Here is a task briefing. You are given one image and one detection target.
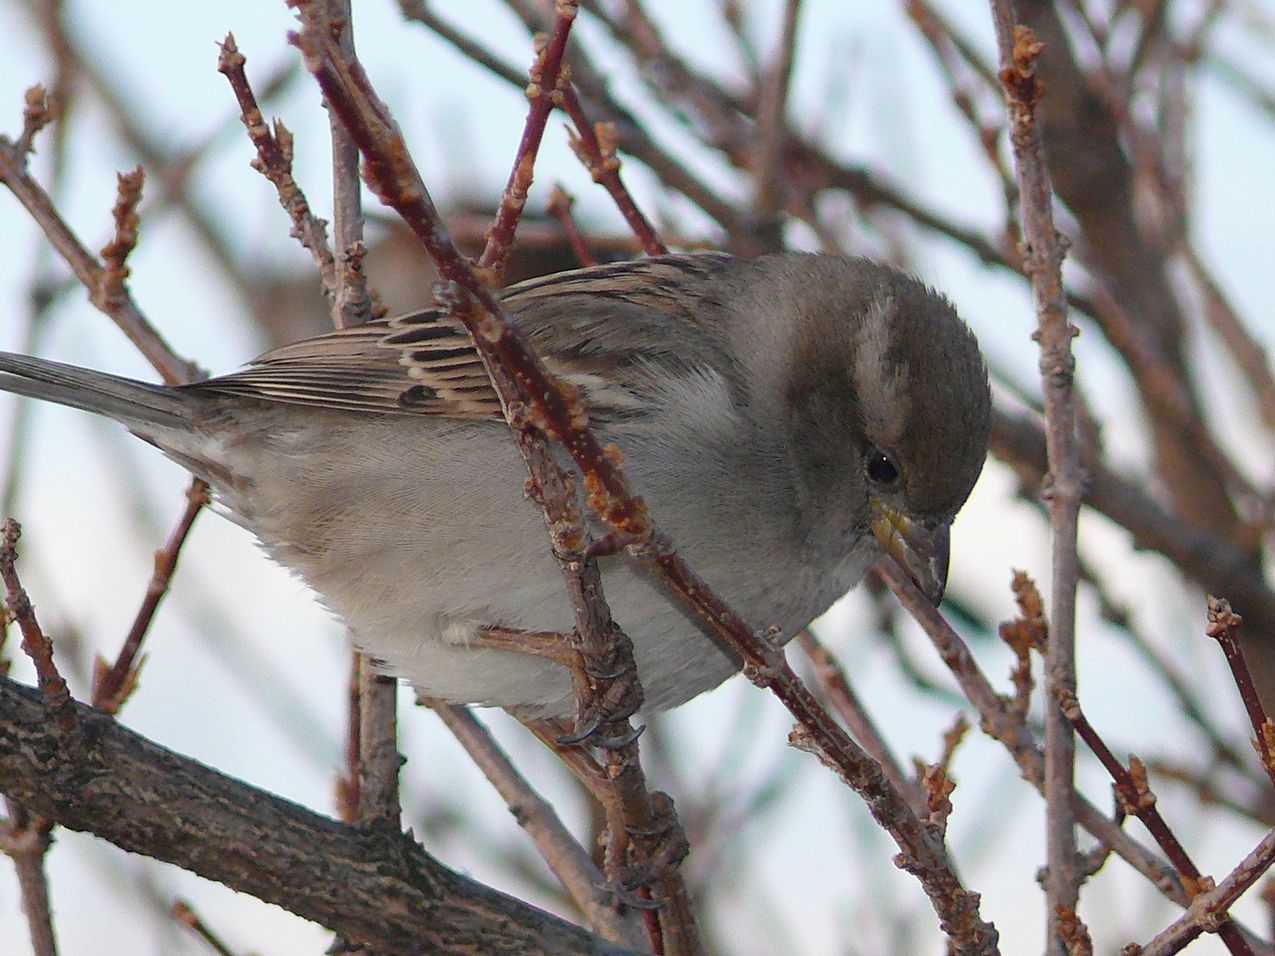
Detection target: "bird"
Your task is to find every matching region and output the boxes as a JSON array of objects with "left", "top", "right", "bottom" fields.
[{"left": 0, "top": 252, "right": 991, "bottom": 717}]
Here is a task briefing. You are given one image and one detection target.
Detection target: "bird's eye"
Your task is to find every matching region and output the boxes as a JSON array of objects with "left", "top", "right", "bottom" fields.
[{"left": 867, "top": 450, "right": 899, "bottom": 485}]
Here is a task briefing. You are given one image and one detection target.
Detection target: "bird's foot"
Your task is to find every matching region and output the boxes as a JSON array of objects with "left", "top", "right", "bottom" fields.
[
  {"left": 471, "top": 625, "right": 579, "bottom": 668},
  {"left": 476, "top": 625, "right": 643, "bottom": 747},
  {"left": 615, "top": 792, "right": 689, "bottom": 903}
]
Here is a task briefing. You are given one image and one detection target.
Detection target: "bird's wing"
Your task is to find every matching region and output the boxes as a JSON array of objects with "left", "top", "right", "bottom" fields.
[{"left": 193, "top": 254, "right": 742, "bottom": 423}]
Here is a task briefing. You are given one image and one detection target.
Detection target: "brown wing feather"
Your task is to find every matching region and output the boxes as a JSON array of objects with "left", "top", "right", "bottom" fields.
[{"left": 193, "top": 253, "right": 739, "bottom": 421}]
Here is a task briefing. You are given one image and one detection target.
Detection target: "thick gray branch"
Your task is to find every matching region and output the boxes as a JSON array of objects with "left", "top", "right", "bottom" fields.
[{"left": 0, "top": 677, "right": 635, "bottom": 956}]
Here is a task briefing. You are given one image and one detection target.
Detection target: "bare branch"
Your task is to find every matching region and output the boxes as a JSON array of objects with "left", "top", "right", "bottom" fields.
[
  {"left": 430, "top": 702, "right": 650, "bottom": 951},
  {"left": 91, "top": 479, "right": 208, "bottom": 714},
  {"left": 988, "top": 14, "right": 1083, "bottom": 945},
  {"left": 479, "top": 0, "right": 580, "bottom": 277},
  {"left": 0, "top": 676, "right": 639, "bottom": 955},
  {"left": 0, "top": 107, "right": 200, "bottom": 385},
  {"left": 218, "top": 34, "right": 339, "bottom": 303}
]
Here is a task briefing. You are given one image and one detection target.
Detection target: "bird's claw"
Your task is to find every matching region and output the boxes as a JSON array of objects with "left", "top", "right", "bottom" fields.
[
  {"left": 556, "top": 713, "right": 602, "bottom": 746},
  {"left": 593, "top": 722, "right": 645, "bottom": 749},
  {"left": 597, "top": 880, "right": 662, "bottom": 911}
]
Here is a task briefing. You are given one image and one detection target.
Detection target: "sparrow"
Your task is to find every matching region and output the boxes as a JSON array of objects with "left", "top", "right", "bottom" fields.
[{"left": 0, "top": 252, "right": 991, "bottom": 717}]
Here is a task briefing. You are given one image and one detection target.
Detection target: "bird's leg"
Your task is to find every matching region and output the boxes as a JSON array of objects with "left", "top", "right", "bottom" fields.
[
  {"left": 474, "top": 625, "right": 643, "bottom": 747},
  {"left": 470, "top": 626, "right": 580, "bottom": 669},
  {"left": 483, "top": 624, "right": 684, "bottom": 908}
]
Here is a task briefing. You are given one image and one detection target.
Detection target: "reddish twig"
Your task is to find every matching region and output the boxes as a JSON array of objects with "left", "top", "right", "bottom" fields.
[
  {"left": 217, "top": 33, "right": 339, "bottom": 303},
  {"left": 751, "top": 0, "right": 801, "bottom": 223},
  {"left": 1059, "top": 689, "right": 1253, "bottom": 955},
  {"left": 478, "top": 0, "right": 579, "bottom": 277},
  {"left": 875, "top": 561, "right": 1269, "bottom": 931},
  {"left": 560, "top": 86, "right": 666, "bottom": 257},
  {"left": 546, "top": 185, "right": 599, "bottom": 267},
  {"left": 1, "top": 519, "right": 73, "bottom": 732},
  {"left": 0, "top": 93, "right": 200, "bottom": 385},
  {"left": 395, "top": 1, "right": 729, "bottom": 236},
  {"left": 1135, "top": 829, "right": 1275, "bottom": 956},
  {"left": 402, "top": 1, "right": 668, "bottom": 260},
  {"left": 917, "top": 714, "right": 969, "bottom": 834},
  {"left": 13, "top": 83, "right": 54, "bottom": 158},
  {"left": 1, "top": 518, "right": 68, "bottom": 956},
  {"left": 998, "top": 570, "right": 1047, "bottom": 718},
  {"left": 93, "top": 166, "right": 144, "bottom": 318},
  {"left": 171, "top": 899, "right": 237, "bottom": 956},
  {"left": 1056, "top": 905, "right": 1094, "bottom": 956},
  {"left": 92, "top": 478, "right": 209, "bottom": 714},
  {"left": 0, "top": 801, "right": 57, "bottom": 956},
  {"left": 575, "top": 0, "right": 749, "bottom": 166},
  {"left": 1206, "top": 597, "right": 1275, "bottom": 789}
]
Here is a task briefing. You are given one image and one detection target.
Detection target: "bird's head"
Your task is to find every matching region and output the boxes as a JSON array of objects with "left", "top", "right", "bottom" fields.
[{"left": 770, "top": 255, "right": 991, "bottom": 604}]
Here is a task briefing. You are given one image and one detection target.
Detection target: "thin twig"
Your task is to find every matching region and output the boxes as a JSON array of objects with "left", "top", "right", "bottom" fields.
[
  {"left": 998, "top": 570, "right": 1046, "bottom": 718},
  {"left": 988, "top": 13, "right": 1083, "bottom": 948},
  {"left": 546, "top": 185, "right": 599, "bottom": 266},
  {"left": 560, "top": 86, "right": 666, "bottom": 257},
  {"left": 1206, "top": 597, "right": 1275, "bottom": 790},
  {"left": 315, "top": 20, "right": 401, "bottom": 956},
  {"left": 95, "top": 166, "right": 144, "bottom": 317},
  {"left": 171, "top": 899, "right": 238, "bottom": 956},
  {"left": 2, "top": 519, "right": 73, "bottom": 731},
  {"left": 751, "top": 0, "right": 801, "bottom": 223},
  {"left": 325, "top": 0, "right": 374, "bottom": 330},
  {"left": 217, "top": 34, "right": 339, "bottom": 303},
  {"left": 1136, "top": 829, "right": 1275, "bottom": 956},
  {"left": 1060, "top": 689, "right": 1253, "bottom": 955},
  {"left": 795, "top": 630, "right": 925, "bottom": 815},
  {"left": 429, "top": 702, "right": 649, "bottom": 950},
  {"left": 0, "top": 101, "right": 200, "bottom": 385},
  {"left": 1, "top": 520, "right": 64, "bottom": 956},
  {"left": 91, "top": 478, "right": 208, "bottom": 714},
  {"left": 478, "top": 0, "right": 580, "bottom": 277},
  {"left": 0, "top": 802, "right": 57, "bottom": 956},
  {"left": 875, "top": 562, "right": 1256, "bottom": 925}
]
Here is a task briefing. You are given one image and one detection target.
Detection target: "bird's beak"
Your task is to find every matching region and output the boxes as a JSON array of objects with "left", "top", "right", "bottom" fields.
[{"left": 869, "top": 501, "right": 951, "bottom": 605}]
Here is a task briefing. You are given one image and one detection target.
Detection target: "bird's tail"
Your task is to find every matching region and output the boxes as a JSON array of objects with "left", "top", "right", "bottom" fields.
[{"left": 0, "top": 352, "right": 194, "bottom": 431}]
